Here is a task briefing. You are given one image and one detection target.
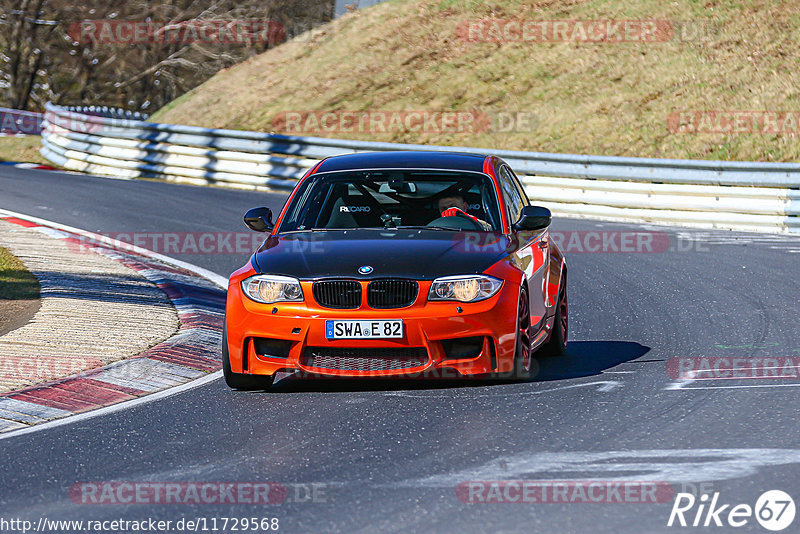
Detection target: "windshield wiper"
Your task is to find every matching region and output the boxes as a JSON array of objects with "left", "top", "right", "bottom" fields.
[
  {"left": 285, "top": 226, "right": 459, "bottom": 233},
  {"left": 395, "top": 225, "right": 459, "bottom": 231}
]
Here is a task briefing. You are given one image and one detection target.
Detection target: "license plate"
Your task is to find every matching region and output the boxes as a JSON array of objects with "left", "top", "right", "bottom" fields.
[{"left": 325, "top": 320, "right": 403, "bottom": 339}]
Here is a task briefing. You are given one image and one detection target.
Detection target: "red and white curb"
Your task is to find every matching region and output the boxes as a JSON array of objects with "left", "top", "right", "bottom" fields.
[
  {"left": 0, "top": 210, "right": 227, "bottom": 434},
  {"left": 0, "top": 161, "right": 56, "bottom": 170}
]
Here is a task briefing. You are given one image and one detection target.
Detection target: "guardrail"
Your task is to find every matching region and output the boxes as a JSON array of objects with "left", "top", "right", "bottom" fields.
[
  {"left": 2, "top": 106, "right": 145, "bottom": 136},
  {"left": 40, "top": 103, "right": 800, "bottom": 233}
]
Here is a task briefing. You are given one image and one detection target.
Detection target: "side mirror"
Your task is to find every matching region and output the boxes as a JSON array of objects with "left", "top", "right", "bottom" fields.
[
  {"left": 513, "top": 205, "right": 551, "bottom": 231},
  {"left": 244, "top": 207, "right": 274, "bottom": 232}
]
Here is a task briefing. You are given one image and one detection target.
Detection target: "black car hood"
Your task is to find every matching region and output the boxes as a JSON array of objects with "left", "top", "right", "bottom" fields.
[{"left": 252, "top": 229, "right": 513, "bottom": 280}]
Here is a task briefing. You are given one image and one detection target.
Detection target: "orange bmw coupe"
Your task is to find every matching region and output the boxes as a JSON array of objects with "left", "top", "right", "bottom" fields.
[{"left": 223, "top": 151, "right": 567, "bottom": 389}]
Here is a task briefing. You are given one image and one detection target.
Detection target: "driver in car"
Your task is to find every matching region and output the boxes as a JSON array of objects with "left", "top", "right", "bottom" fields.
[{"left": 438, "top": 195, "right": 492, "bottom": 231}]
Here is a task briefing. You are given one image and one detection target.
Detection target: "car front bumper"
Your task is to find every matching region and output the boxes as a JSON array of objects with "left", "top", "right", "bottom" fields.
[{"left": 225, "top": 266, "right": 521, "bottom": 378}]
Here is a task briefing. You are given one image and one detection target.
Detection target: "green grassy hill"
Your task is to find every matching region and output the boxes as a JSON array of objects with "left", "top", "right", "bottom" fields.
[{"left": 152, "top": 0, "right": 800, "bottom": 161}]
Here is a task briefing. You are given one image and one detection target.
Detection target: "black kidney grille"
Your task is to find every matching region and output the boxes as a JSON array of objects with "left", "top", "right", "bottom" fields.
[
  {"left": 301, "top": 347, "right": 428, "bottom": 371},
  {"left": 312, "top": 280, "right": 362, "bottom": 309},
  {"left": 367, "top": 279, "right": 419, "bottom": 309}
]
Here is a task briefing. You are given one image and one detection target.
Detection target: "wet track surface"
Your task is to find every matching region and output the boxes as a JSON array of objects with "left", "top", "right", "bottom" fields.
[{"left": 1, "top": 167, "right": 800, "bottom": 532}]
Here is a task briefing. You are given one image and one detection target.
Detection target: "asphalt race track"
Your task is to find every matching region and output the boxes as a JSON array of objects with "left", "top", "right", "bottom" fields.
[{"left": 2, "top": 166, "right": 800, "bottom": 533}]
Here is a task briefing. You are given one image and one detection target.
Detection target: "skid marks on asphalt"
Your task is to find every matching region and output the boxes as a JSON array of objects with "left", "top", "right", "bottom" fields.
[
  {"left": 663, "top": 345, "right": 800, "bottom": 391},
  {"left": 665, "top": 377, "right": 800, "bottom": 391},
  {"left": 381, "top": 379, "right": 623, "bottom": 399},
  {"left": 672, "top": 229, "right": 800, "bottom": 253},
  {"left": 402, "top": 449, "right": 800, "bottom": 487}
]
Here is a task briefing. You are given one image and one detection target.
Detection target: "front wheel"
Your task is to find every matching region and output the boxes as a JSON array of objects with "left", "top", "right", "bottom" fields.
[{"left": 222, "top": 319, "right": 274, "bottom": 390}]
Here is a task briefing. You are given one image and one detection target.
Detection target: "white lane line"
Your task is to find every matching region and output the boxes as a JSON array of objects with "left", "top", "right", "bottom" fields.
[
  {"left": 666, "top": 364, "right": 800, "bottom": 389},
  {"left": 668, "top": 383, "right": 800, "bottom": 391},
  {"left": 0, "top": 371, "right": 222, "bottom": 441},
  {"left": 664, "top": 378, "right": 697, "bottom": 390},
  {"left": 691, "top": 365, "right": 800, "bottom": 374},
  {"left": 691, "top": 376, "right": 800, "bottom": 381},
  {"left": 32, "top": 227, "right": 70, "bottom": 239},
  {"left": 384, "top": 380, "right": 622, "bottom": 398},
  {"left": 594, "top": 381, "right": 621, "bottom": 392}
]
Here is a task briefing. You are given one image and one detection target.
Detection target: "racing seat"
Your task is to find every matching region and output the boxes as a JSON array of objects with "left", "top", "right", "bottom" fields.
[{"left": 326, "top": 195, "right": 384, "bottom": 228}]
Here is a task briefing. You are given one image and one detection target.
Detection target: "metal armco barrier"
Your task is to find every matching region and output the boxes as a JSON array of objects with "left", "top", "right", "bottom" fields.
[
  {"left": 0, "top": 108, "right": 44, "bottom": 135},
  {"left": 40, "top": 103, "right": 800, "bottom": 233}
]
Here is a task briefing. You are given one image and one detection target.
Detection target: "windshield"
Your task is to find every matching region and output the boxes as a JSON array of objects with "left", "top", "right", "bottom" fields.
[{"left": 278, "top": 170, "right": 502, "bottom": 232}]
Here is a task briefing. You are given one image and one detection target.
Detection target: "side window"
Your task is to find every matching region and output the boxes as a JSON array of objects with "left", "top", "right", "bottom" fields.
[
  {"left": 499, "top": 165, "right": 524, "bottom": 225},
  {"left": 508, "top": 167, "right": 530, "bottom": 208}
]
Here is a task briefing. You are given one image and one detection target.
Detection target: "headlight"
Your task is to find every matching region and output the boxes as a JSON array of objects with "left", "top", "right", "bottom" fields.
[
  {"left": 242, "top": 275, "right": 304, "bottom": 304},
  {"left": 428, "top": 275, "right": 503, "bottom": 303}
]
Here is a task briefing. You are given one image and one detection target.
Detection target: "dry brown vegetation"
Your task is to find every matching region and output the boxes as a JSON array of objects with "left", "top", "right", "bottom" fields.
[
  {"left": 0, "top": 136, "right": 48, "bottom": 164},
  {"left": 153, "top": 0, "right": 800, "bottom": 161},
  {"left": 1, "top": 0, "right": 334, "bottom": 113}
]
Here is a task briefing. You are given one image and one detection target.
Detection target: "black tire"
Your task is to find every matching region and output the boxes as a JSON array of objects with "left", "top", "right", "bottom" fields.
[
  {"left": 539, "top": 283, "right": 568, "bottom": 357},
  {"left": 222, "top": 319, "right": 274, "bottom": 390},
  {"left": 511, "top": 287, "right": 534, "bottom": 380}
]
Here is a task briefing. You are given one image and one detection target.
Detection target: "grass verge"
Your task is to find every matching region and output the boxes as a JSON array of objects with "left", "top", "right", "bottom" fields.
[
  {"left": 0, "top": 246, "right": 40, "bottom": 301},
  {"left": 0, "top": 245, "right": 41, "bottom": 336}
]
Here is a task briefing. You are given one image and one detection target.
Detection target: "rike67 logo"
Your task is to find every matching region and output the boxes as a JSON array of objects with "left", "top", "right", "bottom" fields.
[{"left": 668, "top": 490, "right": 796, "bottom": 531}]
